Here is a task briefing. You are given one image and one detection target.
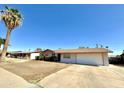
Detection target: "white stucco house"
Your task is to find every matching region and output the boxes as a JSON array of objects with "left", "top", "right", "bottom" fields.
[
  {"left": 8, "top": 51, "right": 41, "bottom": 60},
  {"left": 55, "top": 48, "right": 112, "bottom": 66},
  {"left": 30, "top": 52, "right": 40, "bottom": 60}
]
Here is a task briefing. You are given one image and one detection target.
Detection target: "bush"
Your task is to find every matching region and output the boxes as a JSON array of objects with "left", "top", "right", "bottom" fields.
[
  {"left": 50, "top": 56, "right": 57, "bottom": 61},
  {"left": 44, "top": 56, "right": 50, "bottom": 61},
  {"left": 109, "top": 57, "right": 124, "bottom": 64},
  {"left": 39, "top": 55, "right": 44, "bottom": 60},
  {"left": 35, "top": 56, "right": 39, "bottom": 60},
  {"left": 35, "top": 55, "right": 44, "bottom": 60}
]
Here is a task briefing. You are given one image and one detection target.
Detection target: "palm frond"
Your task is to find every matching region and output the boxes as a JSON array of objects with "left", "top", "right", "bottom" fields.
[
  {"left": 0, "top": 6, "right": 23, "bottom": 30},
  {"left": 5, "top": 6, "right": 9, "bottom": 10}
]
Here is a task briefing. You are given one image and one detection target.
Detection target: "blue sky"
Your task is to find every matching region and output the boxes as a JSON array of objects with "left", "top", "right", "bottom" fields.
[{"left": 0, "top": 4, "right": 124, "bottom": 55}]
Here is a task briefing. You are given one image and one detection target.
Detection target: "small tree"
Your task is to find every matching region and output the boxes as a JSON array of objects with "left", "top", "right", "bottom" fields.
[
  {"left": 106, "top": 46, "right": 109, "bottom": 49},
  {"left": 96, "top": 44, "right": 98, "bottom": 48},
  {"left": 0, "top": 38, "right": 5, "bottom": 49},
  {"left": 100, "top": 45, "right": 103, "bottom": 48}
]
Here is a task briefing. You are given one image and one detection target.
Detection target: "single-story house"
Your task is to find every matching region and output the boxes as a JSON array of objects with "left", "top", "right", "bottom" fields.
[
  {"left": 7, "top": 49, "right": 54, "bottom": 60},
  {"left": 8, "top": 51, "right": 31, "bottom": 59},
  {"left": 22, "top": 49, "right": 55, "bottom": 60},
  {"left": 8, "top": 48, "right": 112, "bottom": 66},
  {"left": 43, "top": 49, "right": 55, "bottom": 57},
  {"left": 54, "top": 48, "right": 112, "bottom": 66},
  {"left": 30, "top": 48, "right": 42, "bottom": 59},
  {"left": 30, "top": 52, "right": 40, "bottom": 60},
  {"left": 8, "top": 51, "right": 41, "bottom": 60},
  {"left": 43, "top": 49, "right": 55, "bottom": 61}
]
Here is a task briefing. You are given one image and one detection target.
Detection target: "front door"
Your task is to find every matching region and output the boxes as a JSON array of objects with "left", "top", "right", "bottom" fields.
[{"left": 58, "top": 54, "right": 61, "bottom": 61}]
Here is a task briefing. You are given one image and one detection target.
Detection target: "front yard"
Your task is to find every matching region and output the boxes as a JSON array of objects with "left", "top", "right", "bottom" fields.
[
  {"left": 0, "top": 59, "right": 124, "bottom": 87},
  {"left": 0, "top": 60, "right": 71, "bottom": 84}
]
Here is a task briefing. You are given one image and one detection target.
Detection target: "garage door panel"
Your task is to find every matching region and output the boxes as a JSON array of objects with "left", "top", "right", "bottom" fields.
[{"left": 76, "top": 53, "right": 103, "bottom": 65}]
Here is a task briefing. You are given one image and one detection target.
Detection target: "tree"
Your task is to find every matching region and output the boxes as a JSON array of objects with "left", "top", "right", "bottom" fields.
[
  {"left": 106, "top": 46, "right": 109, "bottom": 49},
  {"left": 96, "top": 44, "right": 98, "bottom": 48},
  {"left": 78, "top": 46, "right": 85, "bottom": 49},
  {"left": 0, "top": 38, "right": 5, "bottom": 49},
  {"left": 100, "top": 45, "right": 103, "bottom": 48},
  {"left": 0, "top": 6, "right": 23, "bottom": 59}
]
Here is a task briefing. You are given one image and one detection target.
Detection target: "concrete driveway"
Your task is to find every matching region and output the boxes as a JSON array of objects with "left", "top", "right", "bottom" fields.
[{"left": 38, "top": 65, "right": 124, "bottom": 88}]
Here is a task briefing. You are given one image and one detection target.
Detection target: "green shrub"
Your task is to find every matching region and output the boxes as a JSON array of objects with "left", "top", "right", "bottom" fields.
[
  {"left": 35, "top": 56, "right": 39, "bottom": 60},
  {"left": 39, "top": 55, "right": 44, "bottom": 60}
]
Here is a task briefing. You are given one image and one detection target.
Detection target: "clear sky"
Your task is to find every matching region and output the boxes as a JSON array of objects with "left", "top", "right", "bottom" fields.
[{"left": 0, "top": 4, "right": 124, "bottom": 55}]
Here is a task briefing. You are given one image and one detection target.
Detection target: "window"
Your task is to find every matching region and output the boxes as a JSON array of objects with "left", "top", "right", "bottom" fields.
[{"left": 63, "top": 54, "right": 71, "bottom": 58}]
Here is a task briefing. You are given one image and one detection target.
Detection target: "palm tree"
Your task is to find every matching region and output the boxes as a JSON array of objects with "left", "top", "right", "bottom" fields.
[{"left": 0, "top": 6, "right": 23, "bottom": 59}]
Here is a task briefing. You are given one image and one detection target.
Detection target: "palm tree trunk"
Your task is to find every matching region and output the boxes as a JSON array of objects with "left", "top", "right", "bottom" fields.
[{"left": 1, "top": 29, "right": 11, "bottom": 58}]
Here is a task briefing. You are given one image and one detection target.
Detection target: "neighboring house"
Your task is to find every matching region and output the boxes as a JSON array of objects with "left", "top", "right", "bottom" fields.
[
  {"left": 30, "top": 52, "right": 40, "bottom": 60},
  {"left": 8, "top": 51, "right": 31, "bottom": 59},
  {"left": 31, "top": 48, "right": 42, "bottom": 59},
  {"left": 8, "top": 49, "right": 54, "bottom": 60},
  {"left": 43, "top": 49, "right": 55, "bottom": 57},
  {"left": 30, "top": 49, "right": 55, "bottom": 60},
  {"left": 8, "top": 51, "right": 41, "bottom": 60},
  {"left": 35, "top": 48, "right": 42, "bottom": 52},
  {"left": 54, "top": 48, "right": 112, "bottom": 66},
  {"left": 43, "top": 49, "right": 55, "bottom": 61}
]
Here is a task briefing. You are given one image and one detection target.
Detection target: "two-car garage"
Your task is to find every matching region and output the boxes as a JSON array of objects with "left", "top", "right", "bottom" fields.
[
  {"left": 55, "top": 48, "right": 111, "bottom": 66},
  {"left": 76, "top": 53, "right": 104, "bottom": 65}
]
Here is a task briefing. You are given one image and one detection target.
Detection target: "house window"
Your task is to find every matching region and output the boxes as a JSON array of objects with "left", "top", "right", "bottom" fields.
[{"left": 63, "top": 54, "right": 71, "bottom": 58}]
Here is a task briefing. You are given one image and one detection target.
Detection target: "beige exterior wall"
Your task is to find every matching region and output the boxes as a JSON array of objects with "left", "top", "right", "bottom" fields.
[
  {"left": 60, "top": 53, "right": 109, "bottom": 66},
  {"left": 61, "top": 54, "right": 76, "bottom": 63},
  {"left": 102, "top": 53, "right": 109, "bottom": 66}
]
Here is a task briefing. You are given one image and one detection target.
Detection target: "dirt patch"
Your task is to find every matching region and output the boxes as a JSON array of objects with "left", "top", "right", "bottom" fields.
[
  {"left": 0, "top": 61, "right": 71, "bottom": 84},
  {"left": 0, "top": 67, "right": 34, "bottom": 88}
]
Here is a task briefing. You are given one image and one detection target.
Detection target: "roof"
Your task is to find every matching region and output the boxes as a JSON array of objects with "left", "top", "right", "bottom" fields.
[
  {"left": 10, "top": 51, "right": 31, "bottom": 54},
  {"left": 43, "top": 49, "right": 54, "bottom": 52},
  {"left": 54, "top": 48, "right": 113, "bottom": 54}
]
